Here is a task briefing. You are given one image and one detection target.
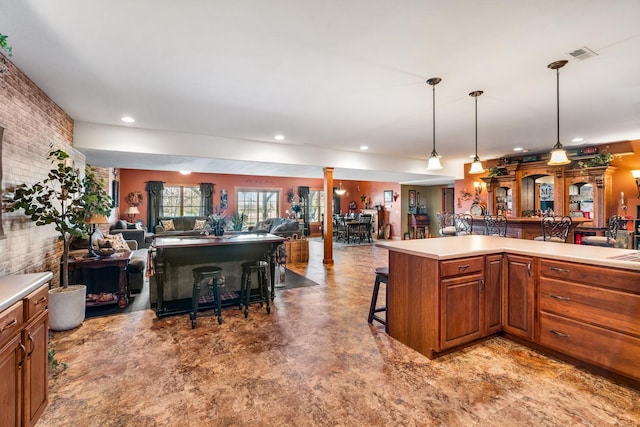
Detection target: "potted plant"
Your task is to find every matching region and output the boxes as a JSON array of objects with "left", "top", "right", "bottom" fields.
[
  {"left": 231, "top": 211, "right": 247, "bottom": 231},
  {"left": 5, "top": 146, "right": 112, "bottom": 330},
  {"left": 578, "top": 151, "right": 614, "bottom": 169},
  {"left": 0, "top": 32, "right": 12, "bottom": 74}
]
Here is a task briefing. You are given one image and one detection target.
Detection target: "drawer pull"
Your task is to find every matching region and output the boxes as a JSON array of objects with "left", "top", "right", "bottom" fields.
[
  {"left": 550, "top": 329, "right": 570, "bottom": 338},
  {"left": 550, "top": 294, "right": 571, "bottom": 301},
  {"left": 549, "top": 266, "right": 570, "bottom": 273},
  {"left": 458, "top": 264, "right": 470, "bottom": 270},
  {"left": 0, "top": 318, "right": 17, "bottom": 333},
  {"left": 35, "top": 296, "right": 47, "bottom": 305}
]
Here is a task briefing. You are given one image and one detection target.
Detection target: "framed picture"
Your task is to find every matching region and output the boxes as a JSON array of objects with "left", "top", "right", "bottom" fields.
[
  {"left": 384, "top": 190, "right": 393, "bottom": 203},
  {"left": 408, "top": 190, "right": 416, "bottom": 207}
]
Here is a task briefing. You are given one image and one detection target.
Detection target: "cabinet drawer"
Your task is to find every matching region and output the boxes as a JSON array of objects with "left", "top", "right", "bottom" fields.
[
  {"left": 24, "top": 284, "right": 49, "bottom": 322},
  {"left": 0, "top": 301, "right": 24, "bottom": 347},
  {"left": 540, "top": 312, "right": 640, "bottom": 381},
  {"left": 539, "top": 259, "right": 639, "bottom": 294},
  {"left": 540, "top": 278, "right": 640, "bottom": 337},
  {"left": 440, "top": 256, "right": 484, "bottom": 278}
]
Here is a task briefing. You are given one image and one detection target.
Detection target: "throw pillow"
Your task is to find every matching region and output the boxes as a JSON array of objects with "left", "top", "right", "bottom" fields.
[
  {"left": 100, "top": 233, "right": 130, "bottom": 251},
  {"left": 161, "top": 219, "right": 175, "bottom": 231},
  {"left": 114, "top": 220, "right": 127, "bottom": 229},
  {"left": 135, "top": 222, "right": 143, "bottom": 230},
  {"left": 193, "top": 219, "right": 206, "bottom": 230}
]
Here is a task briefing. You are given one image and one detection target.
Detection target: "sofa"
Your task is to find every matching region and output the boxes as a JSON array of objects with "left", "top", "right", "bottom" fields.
[
  {"left": 68, "top": 228, "right": 148, "bottom": 294},
  {"left": 250, "top": 218, "right": 302, "bottom": 238},
  {"left": 154, "top": 216, "right": 208, "bottom": 237},
  {"left": 110, "top": 220, "right": 153, "bottom": 248}
]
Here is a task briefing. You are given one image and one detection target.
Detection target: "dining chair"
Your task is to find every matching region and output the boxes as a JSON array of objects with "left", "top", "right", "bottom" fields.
[
  {"left": 455, "top": 214, "right": 474, "bottom": 236},
  {"left": 357, "top": 214, "right": 373, "bottom": 243},
  {"left": 581, "top": 215, "right": 621, "bottom": 247},
  {"left": 437, "top": 212, "right": 457, "bottom": 237},
  {"left": 484, "top": 214, "right": 508, "bottom": 237},
  {"left": 534, "top": 216, "right": 572, "bottom": 242}
]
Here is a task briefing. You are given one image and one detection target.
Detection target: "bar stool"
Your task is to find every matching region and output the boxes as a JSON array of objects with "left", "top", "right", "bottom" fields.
[
  {"left": 190, "top": 266, "right": 224, "bottom": 328},
  {"left": 367, "top": 267, "right": 388, "bottom": 332},
  {"left": 240, "top": 260, "right": 271, "bottom": 318}
]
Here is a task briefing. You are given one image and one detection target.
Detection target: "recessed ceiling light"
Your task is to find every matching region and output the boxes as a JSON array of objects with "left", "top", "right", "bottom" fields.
[
  {"left": 274, "top": 134, "right": 285, "bottom": 141},
  {"left": 179, "top": 170, "right": 191, "bottom": 175},
  {"left": 572, "top": 137, "right": 584, "bottom": 142},
  {"left": 513, "top": 147, "right": 524, "bottom": 152},
  {"left": 121, "top": 116, "right": 135, "bottom": 123},
  {"left": 360, "top": 145, "right": 368, "bottom": 150}
]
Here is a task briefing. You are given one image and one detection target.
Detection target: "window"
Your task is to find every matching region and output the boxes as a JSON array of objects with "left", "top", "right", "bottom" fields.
[
  {"left": 162, "top": 185, "right": 201, "bottom": 216},
  {"left": 237, "top": 189, "right": 279, "bottom": 227},
  {"left": 309, "top": 189, "right": 324, "bottom": 223}
]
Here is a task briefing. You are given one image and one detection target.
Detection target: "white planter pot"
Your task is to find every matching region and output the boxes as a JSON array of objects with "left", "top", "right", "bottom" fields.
[{"left": 49, "top": 285, "right": 86, "bottom": 331}]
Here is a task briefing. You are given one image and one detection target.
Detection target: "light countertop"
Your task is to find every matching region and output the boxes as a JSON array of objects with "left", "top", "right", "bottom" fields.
[
  {"left": 376, "top": 235, "right": 640, "bottom": 271},
  {"left": 0, "top": 272, "right": 53, "bottom": 312}
]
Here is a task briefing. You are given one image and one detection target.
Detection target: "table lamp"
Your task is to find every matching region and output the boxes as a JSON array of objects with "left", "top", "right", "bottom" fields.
[
  {"left": 85, "top": 214, "right": 110, "bottom": 257},
  {"left": 125, "top": 206, "right": 140, "bottom": 222}
]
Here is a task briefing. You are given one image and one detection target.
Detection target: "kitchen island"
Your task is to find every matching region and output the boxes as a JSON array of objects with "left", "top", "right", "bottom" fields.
[
  {"left": 376, "top": 236, "right": 640, "bottom": 384},
  {"left": 151, "top": 233, "right": 285, "bottom": 318}
]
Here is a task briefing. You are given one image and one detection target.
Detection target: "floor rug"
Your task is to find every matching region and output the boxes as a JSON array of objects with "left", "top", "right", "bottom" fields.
[{"left": 275, "top": 268, "right": 320, "bottom": 290}]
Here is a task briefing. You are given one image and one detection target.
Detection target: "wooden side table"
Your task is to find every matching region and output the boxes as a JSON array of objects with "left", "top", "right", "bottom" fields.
[{"left": 67, "top": 252, "right": 133, "bottom": 308}]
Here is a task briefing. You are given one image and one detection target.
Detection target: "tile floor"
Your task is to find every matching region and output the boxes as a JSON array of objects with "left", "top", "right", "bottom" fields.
[{"left": 40, "top": 240, "right": 640, "bottom": 426}]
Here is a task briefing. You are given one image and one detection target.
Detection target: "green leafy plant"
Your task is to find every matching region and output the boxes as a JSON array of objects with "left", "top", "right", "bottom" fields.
[
  {"left": 487, "top": 167, "right": 507, "bottom": 177},
  {"left": 578, "top": 152, "right": 614, "bottom": 168},
  {"left": 4, "top": 145, "right": 112, "bottom": 288},
  {"left": 48, "top": 341, "right": 68, "bottom": 373},
  {"left": 0, "top": 32, "right": 13, "bottom": 73},
  {"left": 231, "top": 211, "right": 247, "bottom": 231}
]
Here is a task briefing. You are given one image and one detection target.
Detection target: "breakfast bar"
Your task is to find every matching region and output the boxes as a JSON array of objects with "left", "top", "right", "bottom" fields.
[
  {"left": 151, "top": 233, "right": 285, "bottom": 318},
  {"left": 376, "top": 236, "right": 640, "bottom": 383}
]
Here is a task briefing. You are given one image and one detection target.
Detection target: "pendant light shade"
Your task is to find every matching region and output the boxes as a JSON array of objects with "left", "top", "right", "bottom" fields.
[
  {"left": 547, "top": 60, "right": 571, "bottom": 166},
  {"left": 426, "top": 77, "right": 443, "bottom": 171},
  {"left": 335, "top": 182, "right": 346, "bottom": 196},
  {"left": 468, "top": 90, "right": 485, "bottom": 175}
]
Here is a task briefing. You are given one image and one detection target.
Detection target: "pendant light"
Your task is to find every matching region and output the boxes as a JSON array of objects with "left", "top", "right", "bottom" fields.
[
  {"left": 426, "top": 77, "right": 443, "bottom": 170},
  {"left": 547, "top": 60, "right": 571, "bottom": 166},
  {"left": 335, "top": 182, "right": 346, "bottom": 196},
  {"left": 468, "top": 90, "right": 485, "bottom": 175}
]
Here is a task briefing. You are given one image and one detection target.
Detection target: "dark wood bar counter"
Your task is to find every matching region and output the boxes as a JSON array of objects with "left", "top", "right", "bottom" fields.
[{"left": 151, "top": 233, "right": 285, "bottom": 318}]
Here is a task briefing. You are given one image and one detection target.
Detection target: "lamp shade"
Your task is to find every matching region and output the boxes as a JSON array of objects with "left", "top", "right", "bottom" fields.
[
  {"left": 335, "top": 182, "right": 346, "bottom": 195},
  {"left": 85, "top": 214, "right": 110, "bottom": 225},
  {"left": 427, "top": 154, "right": 443, "bottom": 171},
  {"left": 125, "top": 206, "right": 140, "bottom": 215},
  {"left": 469, "top": 158, "right": 485, "bottom": 175}
]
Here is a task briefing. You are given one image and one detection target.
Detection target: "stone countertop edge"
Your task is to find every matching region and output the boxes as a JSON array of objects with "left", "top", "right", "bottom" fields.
[
  {"left": 0, "top": 272, "right": 53, "bottom": 312},
  {"left": 375, "top": 235, "right": 640, "bottom": 272}
]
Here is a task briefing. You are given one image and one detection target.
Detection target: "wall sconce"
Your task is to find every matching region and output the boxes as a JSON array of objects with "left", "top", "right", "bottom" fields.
[
  {"left": 632, "top": 170, "right": 640, "bottom": 198},
  {"left": 473, "top": 181, "right": 483, "bottom": 195}
]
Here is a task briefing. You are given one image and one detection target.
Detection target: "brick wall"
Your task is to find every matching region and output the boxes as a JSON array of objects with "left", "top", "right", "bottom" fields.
[{"left": 0, "top": 56, "right": 79, "bottom": 285}]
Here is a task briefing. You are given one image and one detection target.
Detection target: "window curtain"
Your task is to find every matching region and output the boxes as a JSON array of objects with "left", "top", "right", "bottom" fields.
[
  {"left": 146, "top": 181, "right": 164, "bottom": 232},
  {"left": 200, "top": 182, "right": 214, "bottom": 217}
]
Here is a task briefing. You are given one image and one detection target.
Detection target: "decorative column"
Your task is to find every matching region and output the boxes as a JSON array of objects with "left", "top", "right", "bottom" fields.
[{"left": 323, "top": 167, "right": 334, "bottom": 265}]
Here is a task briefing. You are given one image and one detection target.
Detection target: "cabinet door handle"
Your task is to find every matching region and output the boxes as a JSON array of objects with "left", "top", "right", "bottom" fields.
[
  {"left": 458, "top": 264, "right": 470, "bottom": 271},
  {"left": 550, "top": 330, "right": 570, "bottom": 338},
  {"left": 550, "top": 294, "right": 571, "bottom": 301},
  {"left": 549, "top": 266, "right": 570, "bottom": 273},
  {"left": 480, "top": 277, "right": 485, "bottom": 292},
  {"left": 18, "top": 343, "right": 26, "bottom": 368},
  {"left": 527, "top": 263, "right": 531, "bottom": 277},
  {"left": 35, "top": 296, "right": 47, "bottom": 305},
  {"left": 27, "top": 334, "right": 35, "bottom": 356},
  {"left": 0, "top": 318, "right": 17, "bottom": 333}
]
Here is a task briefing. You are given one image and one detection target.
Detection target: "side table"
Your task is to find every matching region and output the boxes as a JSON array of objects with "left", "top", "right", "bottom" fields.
[{"left": 67, "top": 252, "right": 133, "bottom": 308}]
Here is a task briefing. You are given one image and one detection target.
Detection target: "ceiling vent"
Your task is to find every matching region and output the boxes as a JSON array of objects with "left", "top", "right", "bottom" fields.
[{"left": 568, "top": 46, "right": 598, "bottom": 60}]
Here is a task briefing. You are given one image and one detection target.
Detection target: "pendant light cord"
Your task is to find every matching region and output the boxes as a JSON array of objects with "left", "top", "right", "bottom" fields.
[
  {"left": 474, "top": 95, "right": 478, "bottom": 159},
  {"left": 556, "top": 66, "right": 560, "bottom": 145},
  {"left": 432, "top": 83, "right": 436, "bottom": 153}
]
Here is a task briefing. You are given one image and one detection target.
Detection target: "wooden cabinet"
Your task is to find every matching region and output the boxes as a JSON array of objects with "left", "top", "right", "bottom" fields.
[
  {"left": 503, "top": 254, "right": 535, "bottom": 340},
  {"left": 538, "top": 259, "right": 640, "bottom": 381},
  {"left": 484, "top": 254, "right": 503, "bottom": 335},
  {"left": 0, "top": 277, "right": 49, "bottom": 427},
  {"left": 407, "top": 213, "right": 430, "bottom": 239}
]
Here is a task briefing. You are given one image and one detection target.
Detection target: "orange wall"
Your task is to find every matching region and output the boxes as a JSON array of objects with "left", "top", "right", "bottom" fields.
[{"left": 117, "top": 169, "right": 402, "bottom": 237}]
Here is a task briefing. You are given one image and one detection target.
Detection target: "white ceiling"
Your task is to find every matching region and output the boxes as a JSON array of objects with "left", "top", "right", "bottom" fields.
[{"left": 2, "top": 1, "right": 639, "bottom": 183}]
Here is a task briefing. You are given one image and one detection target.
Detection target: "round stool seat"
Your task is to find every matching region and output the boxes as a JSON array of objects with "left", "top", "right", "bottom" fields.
[
  {"left": 374, "top": 267, "right": 388, "bottom": 277},
  {"left": 193, "top": 266, "right": 223, "bottom": 276}
]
